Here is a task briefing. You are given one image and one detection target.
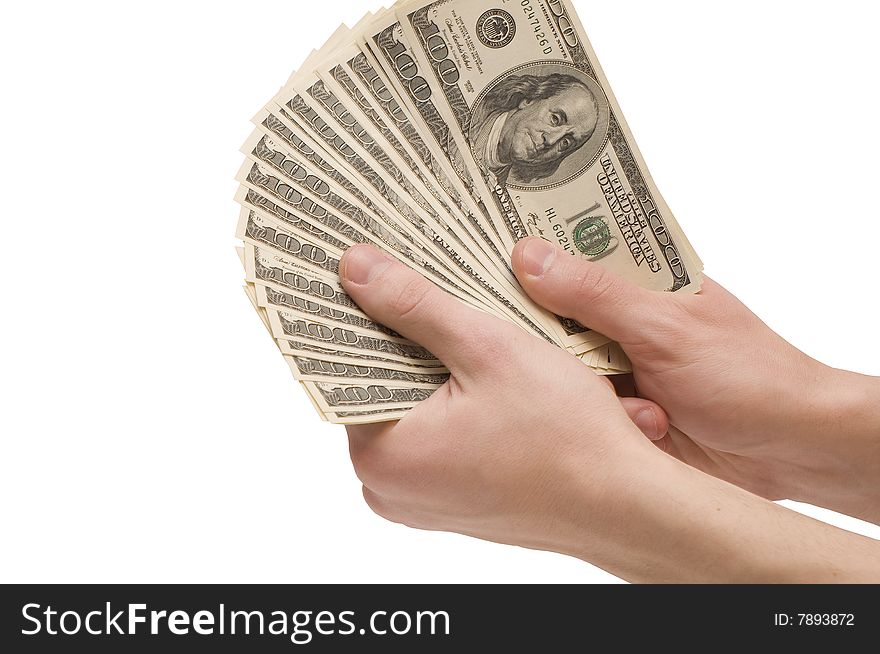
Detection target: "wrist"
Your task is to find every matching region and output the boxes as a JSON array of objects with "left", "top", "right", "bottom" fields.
[
  {"left": 781, "top": 367, "right": 880, "bottom": 523},
  {"left": 564, "top": 450, "right": 764, "bottom": 582},
  {"left": 568, "top": 449, "right": 880, "bottom": 582}
]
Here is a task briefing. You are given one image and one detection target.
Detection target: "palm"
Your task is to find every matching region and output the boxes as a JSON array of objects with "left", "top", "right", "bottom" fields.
[{"left": 611, "top": 372, "right": 787, "bottom": 500}]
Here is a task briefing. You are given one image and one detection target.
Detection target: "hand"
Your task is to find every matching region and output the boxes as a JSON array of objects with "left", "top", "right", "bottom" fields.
[
  {"left": 338, "top": 243, "right": 668, "bottom": 561},
  {"left": 339, "top": 244, "right": 880, "bottom": 582},
  {"left": 512, "top": 237, "right": 880, "bottom": 524}
]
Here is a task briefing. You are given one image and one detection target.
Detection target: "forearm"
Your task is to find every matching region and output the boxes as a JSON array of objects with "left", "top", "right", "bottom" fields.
[
  {"left": 780, "top": 368, "right": 880, "bottom": 524},
  {"left": 568, "top": 446, "right": 880, "bottom": 583}
]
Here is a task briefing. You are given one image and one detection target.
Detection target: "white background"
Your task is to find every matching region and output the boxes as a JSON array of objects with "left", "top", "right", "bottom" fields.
[{"left": 1, "top": 0, "right": 878, "bottom": 583}]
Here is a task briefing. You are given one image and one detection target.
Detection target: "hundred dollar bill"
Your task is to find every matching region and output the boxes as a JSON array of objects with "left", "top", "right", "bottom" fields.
[
  {"left": 245, "top": 268, "right": 438, "bottom": 385},
  {"left": 236, "top": 208, "right": 344, "bottom": 280},
  {"left": 324, "top": 409, "right": 410, "bottom": 425},
  {"left": 249, "top": 112, "right": 570, "bottom": 345},
  {"left": 242, "top": 122, "right": 507, "bottom": 317},
  {"left": 244, "top": 244, "right": 443, "bottom": 366},
  {"left": 271, "top": 312, "right": 443, "bottom": 369},
  {"left": 246, "top": 279, "right": 430, "bottom": 376},
  {"left": 252, "top": 277, "right": 401, "bottom": 340},
  {"left": 244, "top": 243, "right": 361, "bottom": 314},
  {"left": 264, "top": 310, "right": 445, "bottom": 370},
  {"left": 266, "top": 88, "right": 486, "bottom": 288},
  {"left": 247, "top": 279, "right": 441, "bottom": 376},
  {"left": 395, "top": 0, "right": 701, "bottom": 295},
  {"left": 254, "top": 273, "right": 447, "bottom": 361},
  {"left": 323, "top": 43, "right": 505, "bottom": 269},
  {"left": 303, "top": 380, "right": 437, "bottom": 413},
  {"left": 316, "top": 44, "right": 551, "bottom": 313},
  {"left": 277, "top": 47, "right": 549, "bottom": 307},
  {"left": 236, "top": 187, "right": 349, "bottom": 253},
  {"left": 250, "top": 277, "right": 451, "bottom": 375},
  {"left": 305, "top": 64, "right": 582, "bottom": 346},
  {"left": 363, "top": 12, "right": 605, "bottom": 351},
  {"left": 243, "top": 125, "right": 466, "bottom": 286},
  {"left": 285, "top": 354, "right": 449, "bottom": 385},
  {"left": 251, "top": 292, "right": 449, "bottom": 375},
  {"left": 242, "top": 283, "right": 273, "bottom": 336},
  {"left": 356, "top": 19, "right": 508, "bottom": 256},
  {"left": 233, "top": 7, "right": 693, "bottom": 424},
  {"left": 265, "top": 305, "right": 439, "bottom": 363},
  {"left": 236, "top": 159, "right": 496, "bottom": 314},
  {"left": 316, "top": 59, "right": 506, "bottom": 288},
  {"left": 242, "top": 256, "right": 430, "bottom": 426},
  {"left": 243, "top": 240, "right": 417, "bottom": 347},
  {"left": 276, "top": 336, "right": 446, "bottom": 374},
  {"left": 277, "top": 75, "right": 580, "bottom": 340},
  {"left": 252, "top": 110, "right": 396, "bottom": 228},
  {"left": 268, "top": 78, "right": 558, "bottom": 340},
  {"left": 249, "top": 286, "right": 429, "bottom": 424}
]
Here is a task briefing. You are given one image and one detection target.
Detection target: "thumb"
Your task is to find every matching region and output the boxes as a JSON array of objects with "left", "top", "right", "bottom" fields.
[
  {"left": 340, "top": 244, "right": 506, "bottom": 381},
  {"left": 619, "top": 397, "right": 669, "bottom": 442},
  {"left": 512, "top": 237, "right": 672, "bottom": 346}
]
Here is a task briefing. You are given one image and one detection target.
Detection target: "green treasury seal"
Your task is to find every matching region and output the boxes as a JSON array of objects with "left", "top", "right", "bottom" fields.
[{"left": 573, "top": 216, "right": 612, "bottom": 257}]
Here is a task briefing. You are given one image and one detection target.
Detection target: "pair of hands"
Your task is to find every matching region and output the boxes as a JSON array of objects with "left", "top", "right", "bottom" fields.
[{"left": 338, "top": 238, "right": 880, "bottom": 581}]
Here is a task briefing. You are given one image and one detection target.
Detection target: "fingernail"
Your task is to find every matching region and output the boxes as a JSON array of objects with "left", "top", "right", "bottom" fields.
[
  {"left": 634, "top": 408, "right": 660, "bottom": 440},
  {"left": 342, "top": 245, "right": 391, "bottom": 285},
  {"left": 521, "top": 238, "right": 556, "bottom": 278}
]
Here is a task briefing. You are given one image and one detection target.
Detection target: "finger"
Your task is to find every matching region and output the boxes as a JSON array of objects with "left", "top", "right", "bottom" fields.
[
  {"left": 619, "top": 397, "right": 669, "bottom": 441},
  {"left": 512, "top": 237, "right": 674, "bottom": 345},
  {"left": 340, "top": 244, "right": 505, "bottom": 379}
]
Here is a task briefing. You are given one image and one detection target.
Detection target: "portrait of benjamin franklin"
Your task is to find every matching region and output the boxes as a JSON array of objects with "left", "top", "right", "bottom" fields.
[{"left": 470, "top": 66, "right": 610, "bottom": 189}]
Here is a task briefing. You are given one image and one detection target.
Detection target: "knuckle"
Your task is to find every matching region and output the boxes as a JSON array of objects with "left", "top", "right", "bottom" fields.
[
  {"left": 350, "top": 435, "right": 420, "bottom": 497},
  {"left": 388, "top": 274, "right": 434, "bottom": 322},
  {"left": 571, "top": 262, "right": 617, "bottom": 308},
  {"left": 653, "top": 299, "right": 689, "bottom": 335},
  {"left": 467, "top": 320, "right": 512, "bottom": 362},
  {"left": 361, "top": 487, "right": 398, "bottom": 522},
  {"left": 349, "top": 444, "right": 393, "bottom": 492},
  {"left": 638, "top": 295, "right": 690, "bottom": 345},
  {"left": 454, "top": 318, "right": 518, "bottom": 372}
]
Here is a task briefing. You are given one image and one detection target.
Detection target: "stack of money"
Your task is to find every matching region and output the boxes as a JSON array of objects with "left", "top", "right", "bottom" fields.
[{"left": 235, "top": 0, "right": 702, "bottom": 424}]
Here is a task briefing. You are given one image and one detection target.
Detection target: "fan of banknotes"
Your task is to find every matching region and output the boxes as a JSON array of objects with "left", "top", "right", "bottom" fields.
[{"left": 235, "top": 0, "right": 702, "bottom": 424}]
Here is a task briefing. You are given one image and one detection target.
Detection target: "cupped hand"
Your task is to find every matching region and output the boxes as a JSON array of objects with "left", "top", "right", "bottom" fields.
[
  {"left": 338, "top": 244, "right": 669, "bottom": 559},
  {"left": 512, "top": 237, "right": 880, "bottom": 523}
]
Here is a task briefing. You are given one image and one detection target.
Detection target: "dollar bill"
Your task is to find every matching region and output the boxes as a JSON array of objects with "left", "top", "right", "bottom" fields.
[
  {"left": 252, "top": 279, "right": 400, "bottom": 339},
  {"left": 325, "top": 408, "right": 411, "bottom": 425},
  {"left": 304, "top": 380, "right": 437, "bottom": 413},
  {"left": 268, "top": 78, "right": 558, "bottom": 340},
  {"left": 286, "top": 354, "right": 449, "bottom": 385},
  {"left": 243, "top": 282, "right": 434, "bottom": 424},
  {"left": 276, "top": 336, "right": 446, "bottom": 374},
  {"left": 316, "top": 44, "right": 556, "bottom": 315},
  {"left": 265, "top": 307, "right": 440, "bottom": 364},
  {"left": 243, "top": 128, "right": 566, "bottom": 343},
  {"left": 236, "top": 159, "right": 496, "bottom": 314},
  {"left": 234, "top": 2, "right": 699, "bottom": 424},
  {"left": 244, "top": 244, "right": 443, "bottom": 366},
  {"left": 277, "top": 45, "right": 546, "bottom": 311},
  {"left": 242, "top": 120, "right": 512, "bottom": 317},
  {"left": 362, "top": 12, "right": 605, "bottom": 350},
  {"left": 395, "top": 0, "right": 700, "bottom": 294},
  {"left": 325, "top": 43, "right": 505, "bottom": 269}
]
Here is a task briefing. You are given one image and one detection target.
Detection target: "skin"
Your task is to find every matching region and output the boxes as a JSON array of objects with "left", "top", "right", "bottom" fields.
[
  {"left": 339, "top": 242, "right": 880, "bottom": 583},
  {"left": 513, "top": 237, "right": 880, "bottom": 525},
  {"left": 498, "top": 85, "right": 598, "bottom": 168}
]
